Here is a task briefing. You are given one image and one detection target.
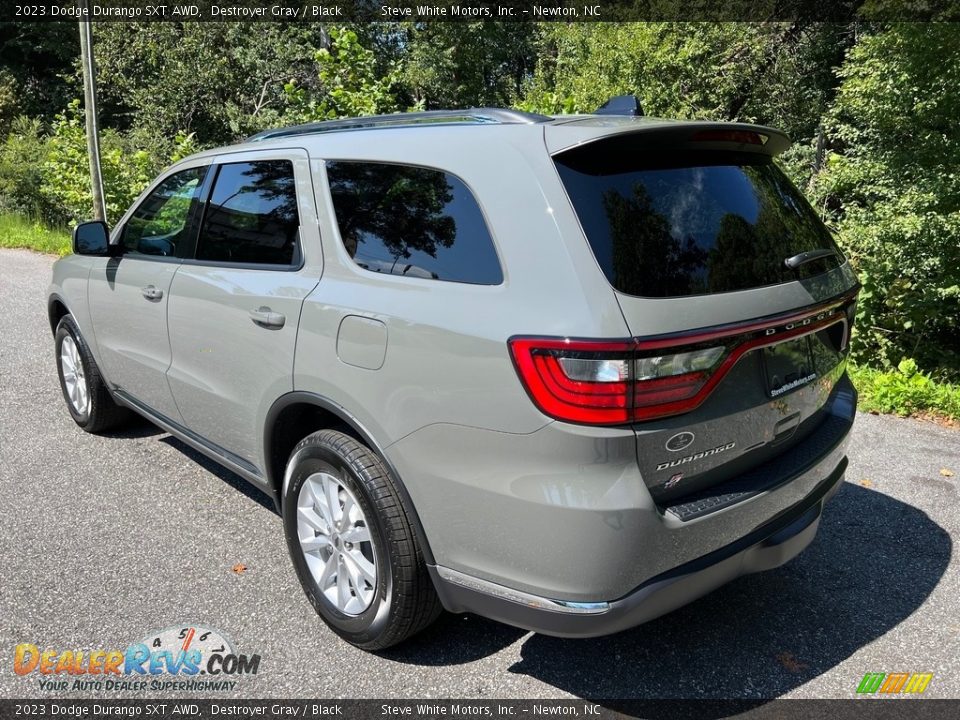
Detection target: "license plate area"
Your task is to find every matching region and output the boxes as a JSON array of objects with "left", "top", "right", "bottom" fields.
[{"left": 761, "top": 322, "right": 847, "bottom": 398}]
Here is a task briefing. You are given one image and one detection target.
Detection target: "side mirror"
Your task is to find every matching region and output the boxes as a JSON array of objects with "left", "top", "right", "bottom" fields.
[{"left": 72, "top": 221, "right": 111, "bottom": 256}]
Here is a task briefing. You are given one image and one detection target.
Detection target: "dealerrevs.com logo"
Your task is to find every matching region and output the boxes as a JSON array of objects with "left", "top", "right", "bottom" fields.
[{"left": 14, "top": 625, "right": 261, "bottom": 692}]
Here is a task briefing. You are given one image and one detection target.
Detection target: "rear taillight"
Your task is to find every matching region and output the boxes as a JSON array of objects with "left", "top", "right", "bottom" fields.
[
  {"left": 508, "top": 288, "right": 859, "bottom": 426},
  {"left": 509, "top": 338, "right": 727, "bottom": 426},
  {"left": 509, "top": 339, "right": 634, "bottom": 425}
]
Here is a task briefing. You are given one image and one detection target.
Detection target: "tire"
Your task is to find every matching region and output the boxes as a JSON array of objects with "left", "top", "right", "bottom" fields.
[
  {"left": 55, "top": 315, "right": 130, "bottom": 433},
  {"left": 283, "top": 429, "right": 441, "bottom": 649}
]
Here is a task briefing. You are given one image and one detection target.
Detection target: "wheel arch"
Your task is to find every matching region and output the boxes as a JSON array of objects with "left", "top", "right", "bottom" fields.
[
  {"left": 48, "top": 294, "right": 71, "bottom": 335},
  {"left": 263, "top": 391, "right": 436, "bottom": 565}
]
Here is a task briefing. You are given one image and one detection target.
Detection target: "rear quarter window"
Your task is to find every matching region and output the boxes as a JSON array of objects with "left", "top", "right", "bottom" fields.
[
  {"left": 554, "top": 136, "right": 843, "bottom": 298},
  {"left": 325, "top": 161, "right": 503, "bottom": 285}
]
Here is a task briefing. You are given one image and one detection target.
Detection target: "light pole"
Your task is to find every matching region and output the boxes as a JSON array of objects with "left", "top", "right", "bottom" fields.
[{"left": 78, "top": 0, "right": 106, "bottom": 222}]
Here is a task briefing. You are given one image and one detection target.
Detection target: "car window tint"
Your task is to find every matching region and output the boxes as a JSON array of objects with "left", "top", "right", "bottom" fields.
[
  {"left": 554, "top": 136, "right": 843, "bottom": 298},
  {"left": 121, "top": 167, "right": 205, "bottom": 257},
  {"left": 326, "top": 161, "right": 502, "bottom": 285},
  {"left": 196, "top": 160, "right": 300, "bottom": 266}
]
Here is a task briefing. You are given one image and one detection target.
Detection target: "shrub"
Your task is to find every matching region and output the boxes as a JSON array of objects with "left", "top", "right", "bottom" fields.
[
  {"left": 0, "top": 116, "right": 55, "bottom": 221},
  {"left": 812, "top": 24, "right": 960, "bottom": 378},
  {"left": 41, "top": 100, "right": 157, "bottom": 225},
  {"left": 850, "top": 359, "right": 960, "bottom": 420}
]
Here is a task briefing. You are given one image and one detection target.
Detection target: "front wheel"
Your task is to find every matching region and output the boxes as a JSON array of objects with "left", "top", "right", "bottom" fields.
[
  {"left": 55, "top": 315, "right": 130, "bottom": 433},
  {"left": 282, "top": 430, "right": 441, "bottom": 649}
]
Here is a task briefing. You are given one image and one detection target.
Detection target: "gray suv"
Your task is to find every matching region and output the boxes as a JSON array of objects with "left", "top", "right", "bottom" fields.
[{"left": 49, "top": 102, "right": 859, "bottom": 649}]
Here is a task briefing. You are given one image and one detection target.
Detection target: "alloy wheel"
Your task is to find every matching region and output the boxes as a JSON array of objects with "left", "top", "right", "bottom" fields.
[
  {"left": 297, "top": 472, "right": 377, "bottom": 615},
  {"left": 60, "top": 335, "right": 90, "bottom": 416}
]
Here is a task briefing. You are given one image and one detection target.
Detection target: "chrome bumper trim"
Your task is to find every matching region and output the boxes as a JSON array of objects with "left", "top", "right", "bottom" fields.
[{"left": 435, "top": 566, "right": 610, "bottom": 615}]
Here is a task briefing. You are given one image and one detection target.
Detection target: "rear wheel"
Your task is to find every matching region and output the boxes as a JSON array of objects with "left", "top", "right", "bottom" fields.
[
  {"left": 283, "top": 429, "right": 441, "bottom": 649},
  {"left": 55, "top": 315, "right": 130, "bottom": 433}
]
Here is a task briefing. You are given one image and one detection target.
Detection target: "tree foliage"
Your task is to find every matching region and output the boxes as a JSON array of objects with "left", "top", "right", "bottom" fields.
[
  {"left": 41, "top": 101, "right": 159, "bottom": 225},
  {"left": 519, "top": 22, "right": 851, "bottom": 138},
  {"left": 0, "top": 20, "right": 957, "bottom": 377},
  {"left": 810, "top": 23, "right": 960, "bottom": 376},
  {"left": 283, "top": 27, "right": 405, "bottom": 122},
  {"left": 93, "top": 22, "right": 334, "bottom": 144},
  {"left": 403, "top": 22, "right": 536, "bottom": 108}
]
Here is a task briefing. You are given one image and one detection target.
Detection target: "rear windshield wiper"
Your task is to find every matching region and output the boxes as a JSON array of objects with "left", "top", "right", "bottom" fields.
[{"left": 784, "top": 248, "right": 838, "bottom": 270}]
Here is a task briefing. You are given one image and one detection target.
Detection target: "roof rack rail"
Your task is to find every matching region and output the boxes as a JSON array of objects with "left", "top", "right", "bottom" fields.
[{"left": 246, "top": 108, "right": 552, "bottom": 142}]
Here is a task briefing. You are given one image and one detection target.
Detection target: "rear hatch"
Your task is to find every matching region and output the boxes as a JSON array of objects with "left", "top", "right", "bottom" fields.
[{"left": 549, "top": 119, "right": 859, "bottom": 514}]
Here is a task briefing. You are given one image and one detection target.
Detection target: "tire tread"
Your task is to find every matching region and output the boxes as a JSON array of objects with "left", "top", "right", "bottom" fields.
[
  {"left": 288, "top": 429, "right": 441, "bottom": 649},
  {"left": 56, "top": 316, "right": 130, "bottom": 433}
]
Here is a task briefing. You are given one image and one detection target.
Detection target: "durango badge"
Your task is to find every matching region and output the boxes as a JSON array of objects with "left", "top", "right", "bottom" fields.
[{"left": 657, "top": 442, "right": 737, "bottom": 471}]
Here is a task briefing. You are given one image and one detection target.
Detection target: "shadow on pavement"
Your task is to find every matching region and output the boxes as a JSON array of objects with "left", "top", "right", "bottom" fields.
[
  {"left": 388, "top": 483, "right": 951, "bottom": 713},
  {"left": 98, "top": 413, "right": 164, "bottom": 439},
  {"left": 159, "top": 435, "right": 278, "bottom": 514}
]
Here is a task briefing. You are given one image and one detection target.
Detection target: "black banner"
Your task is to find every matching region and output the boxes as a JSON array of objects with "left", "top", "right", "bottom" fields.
[
  {"left": 0, "top": 700, "right": 958, "bottom": 720},
  {"left": 4, "top": 0, "right": 960, "bottom": 23}
]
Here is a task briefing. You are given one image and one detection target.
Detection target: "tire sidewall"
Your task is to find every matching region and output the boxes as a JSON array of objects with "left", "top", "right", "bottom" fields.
[
  {"left": 55, "top": 317, "right": 91, "bottom": 426},
  {"left": 283, "top": 439, "right": 397, "bottom": 645}
]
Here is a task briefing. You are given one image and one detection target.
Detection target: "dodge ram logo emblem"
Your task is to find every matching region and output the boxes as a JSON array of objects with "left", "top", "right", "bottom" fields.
[{"left": 665, "top": 432, "right": 695, "bottom": 452}]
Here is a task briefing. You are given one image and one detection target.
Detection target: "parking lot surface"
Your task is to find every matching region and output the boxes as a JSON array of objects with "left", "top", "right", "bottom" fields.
[{"left": 2, "top": 248, "right": 958, "bottom": 700}]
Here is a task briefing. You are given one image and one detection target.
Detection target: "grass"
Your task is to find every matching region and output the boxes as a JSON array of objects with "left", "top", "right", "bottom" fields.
[
  {"left": 0, "top": 212, "right": 71, "bottom": 256},
  {"left": 849, "top": 360, "right": 960, "bottom": 424}
]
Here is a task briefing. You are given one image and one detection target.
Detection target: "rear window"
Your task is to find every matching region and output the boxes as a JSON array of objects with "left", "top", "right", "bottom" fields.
[{"left": 554, "top": 136, "right": 842, "bottom": 298}]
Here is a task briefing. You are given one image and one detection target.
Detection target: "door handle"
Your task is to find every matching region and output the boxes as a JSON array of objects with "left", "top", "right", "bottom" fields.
[
  {"left": 141, "top": 285, "right": 163, "bottom": 300},
  {"left": 249, "top": 306, "right": 285, "bottom": 328}
]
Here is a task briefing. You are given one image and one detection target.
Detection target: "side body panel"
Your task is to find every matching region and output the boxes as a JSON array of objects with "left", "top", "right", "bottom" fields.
[
  {"left": 292, "top": 125, "right": 630, "bottom": 445},
  {"left": 166, "top": 148, "right": 322, "bottom": 474},
  {"left": 48, "top": 255, "right": 96, "bottom": 350},
  {"left": 86, "top": 256, "right": 182, "bottom": 420},
  {"left": 290, "top": 125, "right": 633, "bottom": 583}
]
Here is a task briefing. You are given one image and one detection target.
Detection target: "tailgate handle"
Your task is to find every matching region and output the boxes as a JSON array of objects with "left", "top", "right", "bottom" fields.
[
  {"left": 249, "top": 306, "right": 285, "bottom": 329},
  {"left": 772, "top": 412, "right": 802, "bottom": 444},
  {"left": 784, "top": 248, "right": 837, "bottom": 270}
]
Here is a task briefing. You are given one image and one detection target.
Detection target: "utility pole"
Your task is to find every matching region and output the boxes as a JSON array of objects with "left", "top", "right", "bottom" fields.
[{"left": 77, "top": 1, "right": 106, "bottom": 222}]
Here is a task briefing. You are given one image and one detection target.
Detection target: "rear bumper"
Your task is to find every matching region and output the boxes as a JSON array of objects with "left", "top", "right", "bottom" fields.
[{"left": 430, "top": 456, "right": 845, "bottom": 637}]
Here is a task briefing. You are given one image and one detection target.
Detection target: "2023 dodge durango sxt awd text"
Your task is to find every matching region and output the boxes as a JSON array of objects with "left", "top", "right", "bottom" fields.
[{"left": 49, "top": 101, "right": 859, "bottom": 649}]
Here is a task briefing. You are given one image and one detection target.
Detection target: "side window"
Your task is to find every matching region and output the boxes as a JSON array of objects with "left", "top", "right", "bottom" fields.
[
  {"left": 196, "top": 160, "right": 300, "bottom": 266},
  {"left": 121, "top": 167, "right": 206, "bottom": 257},
  {"left": 326, "top": 161, "right": 503, "bottom": 285}
]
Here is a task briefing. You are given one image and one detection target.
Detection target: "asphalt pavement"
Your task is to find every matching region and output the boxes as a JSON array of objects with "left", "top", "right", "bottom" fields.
[{"left": 1, "top": 247, "right": 959, "bottom": 701}]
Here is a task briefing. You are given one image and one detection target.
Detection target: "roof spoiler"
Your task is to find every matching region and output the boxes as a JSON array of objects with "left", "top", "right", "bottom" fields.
[{"left": 595, "top": 95, "right": 643, "bottom": 117}]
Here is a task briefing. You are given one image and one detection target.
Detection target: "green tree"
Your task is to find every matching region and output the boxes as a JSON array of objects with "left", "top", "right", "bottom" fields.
[
  {"left": 403, "top": 22, "right": 536, "bottom": 108},
  {"left": 521, "top": 22, "right": 850, "bottom": 133},
  {"left": 811, "top": 23, "right": 960, "bottom": 376},
  {"left": 283, "top": 27, "right": 405, "bottom": 122},
  {"left": 0, "top": 22, "right": 76, "bottom": 120},
  {"left": 0, "top": 116, "right": 51, "bottom": 219},
  {"left": 93, "top": 23, "right": 333, "bottom": 145},
  {"left": 38, "top": 101, "right": 197, "bottom": 225}
]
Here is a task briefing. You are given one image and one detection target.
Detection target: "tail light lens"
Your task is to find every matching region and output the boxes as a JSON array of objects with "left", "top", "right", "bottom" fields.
[
  {"left": 509, "top": 338, "right": 727, "bottom": 426},
  {"left": 635, "top": 346, "right": 725, "bottom": 379},
  {"left": 508, "top": 288, "right": 858, "bottom": 426}
]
